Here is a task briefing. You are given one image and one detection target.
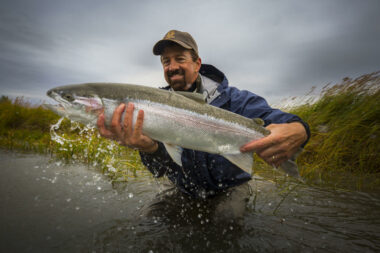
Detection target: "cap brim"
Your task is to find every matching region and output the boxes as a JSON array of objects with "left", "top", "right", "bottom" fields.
[{"left": 153, "top": 39, "right": 192, "bottom": 55}]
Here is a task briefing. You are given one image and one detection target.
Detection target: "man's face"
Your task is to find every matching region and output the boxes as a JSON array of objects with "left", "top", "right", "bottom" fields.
[{"left": 161, "top": 45, "right": 201, "bottom": 91}]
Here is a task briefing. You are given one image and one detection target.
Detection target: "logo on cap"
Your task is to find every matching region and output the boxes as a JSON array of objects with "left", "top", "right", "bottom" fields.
[{"left": 164, "top": 30, "right": 175, "bottom": 39}]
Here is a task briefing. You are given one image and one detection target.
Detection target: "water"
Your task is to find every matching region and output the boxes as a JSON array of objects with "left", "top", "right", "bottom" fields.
[{"left": 0, "top": 150, "right": 379, "bottom": 252}]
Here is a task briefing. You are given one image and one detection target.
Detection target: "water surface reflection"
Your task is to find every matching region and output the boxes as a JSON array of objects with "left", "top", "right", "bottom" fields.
[{"left": 0, "top": 151, "right": 379, "bottom": 252}]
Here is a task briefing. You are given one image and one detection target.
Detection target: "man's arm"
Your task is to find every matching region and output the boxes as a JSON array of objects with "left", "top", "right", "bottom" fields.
[{"left": 229, "top": 88, "right": 310, "bottom": 167}]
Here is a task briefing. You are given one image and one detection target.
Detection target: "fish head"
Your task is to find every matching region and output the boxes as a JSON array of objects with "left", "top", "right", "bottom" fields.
[{"left": 46, "top": 84, "right": 104, "bottom": 126}]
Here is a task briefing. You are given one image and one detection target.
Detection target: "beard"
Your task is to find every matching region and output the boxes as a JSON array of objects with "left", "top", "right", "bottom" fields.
[
  {"left": 166, "top": 68, "right": 190, "bottom": 91},
  {"left": 169, "top": 78, "right": 187, "bottom": 91}
]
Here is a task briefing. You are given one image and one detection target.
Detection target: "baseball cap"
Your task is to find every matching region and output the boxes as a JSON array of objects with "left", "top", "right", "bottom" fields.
[{"left": 153, "top": 30, "right": 198, "bottom": 56}]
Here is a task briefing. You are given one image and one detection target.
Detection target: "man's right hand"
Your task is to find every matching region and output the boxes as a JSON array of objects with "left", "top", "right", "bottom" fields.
[{"left": 97, "top": 102, "right": 158, "bottom": 153}]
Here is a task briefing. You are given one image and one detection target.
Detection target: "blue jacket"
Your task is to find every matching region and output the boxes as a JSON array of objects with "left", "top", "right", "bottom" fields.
[{"left": 140, "top": 64, "right": 310, "bottom": 198}]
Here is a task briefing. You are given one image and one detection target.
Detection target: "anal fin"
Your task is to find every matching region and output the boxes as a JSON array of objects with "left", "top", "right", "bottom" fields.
[{"left": 223, "top": 152, "right": 254, "bottom": 174}]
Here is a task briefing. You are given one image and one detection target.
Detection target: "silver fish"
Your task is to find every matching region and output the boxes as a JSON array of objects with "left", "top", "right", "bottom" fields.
[{"left": 46, "top": 83, "right": 301, "bottom": 178}]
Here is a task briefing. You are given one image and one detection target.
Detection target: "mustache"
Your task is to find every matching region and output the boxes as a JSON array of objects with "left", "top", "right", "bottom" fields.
[{"left": 167, "top": 69, "right": 184, "bottom": 78}]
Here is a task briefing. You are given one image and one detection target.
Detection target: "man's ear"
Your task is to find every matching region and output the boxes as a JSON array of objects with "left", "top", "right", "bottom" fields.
[{"left": 196, "top": 57, "right": 202, "bottom": 72}]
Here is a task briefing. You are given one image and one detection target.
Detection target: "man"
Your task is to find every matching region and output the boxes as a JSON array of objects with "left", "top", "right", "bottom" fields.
[{"left": 97, "top": 30, "right": 309, "bottom": 218}]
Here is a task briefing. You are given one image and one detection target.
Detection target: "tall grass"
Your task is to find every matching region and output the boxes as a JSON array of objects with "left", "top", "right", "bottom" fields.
[{"left": 287, "top": 71, "right": 380, "bottom": 189}]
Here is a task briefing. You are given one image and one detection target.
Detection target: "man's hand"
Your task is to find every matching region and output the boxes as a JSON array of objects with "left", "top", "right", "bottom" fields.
[
  {"left": 240, "top": 122, "right": 307, "bottom": 167},
  {"left": 97, "top": 102, "right": 158, "bottom": 153}
]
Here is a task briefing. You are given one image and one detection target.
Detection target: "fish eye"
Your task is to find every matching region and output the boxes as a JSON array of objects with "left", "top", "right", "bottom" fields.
[{"left": 63, "top": 93, "right": 74, "bottom": 102}]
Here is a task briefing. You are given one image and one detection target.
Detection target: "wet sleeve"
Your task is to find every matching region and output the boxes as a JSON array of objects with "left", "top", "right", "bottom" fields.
[
  {"left": 139, "top": 142, "right": 178, "bottom": 177},
  {"left": 230, "top": 88, "right": 311, "bottom": 147}
]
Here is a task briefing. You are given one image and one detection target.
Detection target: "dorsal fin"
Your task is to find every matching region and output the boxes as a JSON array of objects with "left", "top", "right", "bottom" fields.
[{"left": 175, "top": 91, "right": 206, "bottom": 104}]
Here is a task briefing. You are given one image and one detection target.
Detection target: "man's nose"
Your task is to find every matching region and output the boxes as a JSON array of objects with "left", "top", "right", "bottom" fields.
[{"left": 167, "top": 60, "right": 179, "bottom": 71}]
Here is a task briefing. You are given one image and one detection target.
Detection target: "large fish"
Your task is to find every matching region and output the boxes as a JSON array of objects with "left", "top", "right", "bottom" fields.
[{"left": 45, "top": 83, "right": 301, "bottom": 177}]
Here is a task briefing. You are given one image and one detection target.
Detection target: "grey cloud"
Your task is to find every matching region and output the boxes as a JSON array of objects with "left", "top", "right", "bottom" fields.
[{"left": 0, "top": 0, "right": 379, "bottom": 104}]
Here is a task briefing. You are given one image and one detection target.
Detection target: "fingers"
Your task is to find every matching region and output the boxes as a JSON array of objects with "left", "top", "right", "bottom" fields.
[
  {"left": 123, "top": 102, "right": 134, "bottom": 137},
  {"left": 111, "top": 103, "right": 126, "bottom": 138},
  {"left": 96, "top": 102, "right": 157, "bottom": 153},
  {"left": 97, "top": 112, "right": 114, "bottom": 138},
  {"left": 133, "top": 109, "right": 144, "bottom": 139},
  {"left": 240, "top": 135, "right": 277, "bottom": 153},
  {"left": 122, "top": 103, "right": 144, "bottom": 146},
  {"left": 262, "top": 152, "right": 288, "bottom": 167},
  {"left": 240, "top": 123, "right": 297, "bottom": 167}
]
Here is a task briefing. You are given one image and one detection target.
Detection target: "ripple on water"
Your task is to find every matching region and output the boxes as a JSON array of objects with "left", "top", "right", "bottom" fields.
[{"left": 0, "top": 150, "right": 379, "bottom": 252}]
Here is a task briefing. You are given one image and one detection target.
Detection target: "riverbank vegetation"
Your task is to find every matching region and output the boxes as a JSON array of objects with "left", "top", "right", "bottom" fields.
[
  {"left": 288, "top": 71, "right": 380, "bottom": 190},
  {"left": 0, "top": 71, "right": 379, "bottom": 191},
  {"left": 0, "top": 96, "right": 147, "bottom": 181}
]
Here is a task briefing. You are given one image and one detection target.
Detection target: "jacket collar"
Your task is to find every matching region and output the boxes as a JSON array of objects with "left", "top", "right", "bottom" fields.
[
  {"left": 199, "top": 64, "right": 230, "bottom": 107},
  {"left": 160, "top": 64, "right": 231, "bottom": 106}
]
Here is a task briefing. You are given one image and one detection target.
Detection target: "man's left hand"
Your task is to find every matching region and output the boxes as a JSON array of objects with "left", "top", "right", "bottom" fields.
[{"left": 240, "top": 122, "right": 308, "bottom": 167}]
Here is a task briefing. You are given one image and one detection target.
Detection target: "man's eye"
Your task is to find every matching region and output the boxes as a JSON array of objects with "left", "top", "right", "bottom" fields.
[{"left": 176, "top": 57, "right": 185, "bottom": 62}]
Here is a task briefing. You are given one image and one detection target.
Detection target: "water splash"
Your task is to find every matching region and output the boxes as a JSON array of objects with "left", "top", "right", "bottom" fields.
[
  {"left": 50, "top": 117, "right": 67, "bottom": 145},
  {"left": 48, "top": 117, "right": 145, "bottom": 181}
]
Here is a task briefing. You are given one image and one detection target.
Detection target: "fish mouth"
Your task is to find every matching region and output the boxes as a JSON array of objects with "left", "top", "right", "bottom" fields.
[
  {"left": 47, "top": 91, "right": 72, "bottom": 107},
  {"left": 47, "top": 90, "right": 103, "bottom": 115}
]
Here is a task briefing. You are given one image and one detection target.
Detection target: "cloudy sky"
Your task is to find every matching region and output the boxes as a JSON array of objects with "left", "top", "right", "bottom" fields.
[{"left": 1, "top": 0, "right": 379, "bottom": 105}]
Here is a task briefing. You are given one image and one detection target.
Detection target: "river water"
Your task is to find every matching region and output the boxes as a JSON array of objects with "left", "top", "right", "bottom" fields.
[{"left": 0, "top": 150, "right": 379, "bottom": 252}]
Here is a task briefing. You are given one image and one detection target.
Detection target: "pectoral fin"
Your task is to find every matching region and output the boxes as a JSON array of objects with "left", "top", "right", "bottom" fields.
[{"left": 163, "top": 143, "right": 183, "bottom": 166}]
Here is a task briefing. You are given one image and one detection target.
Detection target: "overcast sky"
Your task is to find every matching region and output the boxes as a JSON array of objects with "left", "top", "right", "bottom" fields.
[{"left": 1, "top": 0, "right": 379, "bottom": 105}]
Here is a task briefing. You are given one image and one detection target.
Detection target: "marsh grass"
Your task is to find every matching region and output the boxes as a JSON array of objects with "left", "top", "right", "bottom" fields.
[
  {"left": 1, "top": 71, "right": 379, "bottom": 190},
  {"left": 253, "top": 71, "right": 380, "bottom": 191}
]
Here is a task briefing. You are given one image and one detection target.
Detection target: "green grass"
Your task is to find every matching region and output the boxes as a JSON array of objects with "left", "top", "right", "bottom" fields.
[
  {"left": 0, "top": 71, "right": 379, "bottom": 191},
  {"left": 0, "top": 96, "right": 148, "bottom": 182},
  {"left": 287, "top": 71, "right": 380, "bottom": 190}
]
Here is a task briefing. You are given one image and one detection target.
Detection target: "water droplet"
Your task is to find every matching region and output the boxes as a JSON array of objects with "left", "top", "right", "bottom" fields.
[
  {"left": 66, "top": 198, "right": 71, "bottom": 202},
  {"left": 75, "top": 206, "right": 80, "bottom": 210},
  {"left": 128, "top": 193, "right": 134, "bottom": 198}
]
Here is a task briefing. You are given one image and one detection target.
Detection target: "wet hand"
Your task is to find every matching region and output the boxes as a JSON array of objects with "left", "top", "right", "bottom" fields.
[
  {"left": 240, "top": 122, "right": 307, "bottom": 167},
  {"left": 97, "top": 103, "right": 158, "bottom": 153}
]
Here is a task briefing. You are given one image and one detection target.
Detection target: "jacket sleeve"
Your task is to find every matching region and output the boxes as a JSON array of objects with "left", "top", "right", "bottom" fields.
[
  {"left": 229, "top": 87, "right": 311, "bottom": 146},
  {"left": 139, "top": 142, "right": 178, "bottom": 177}
]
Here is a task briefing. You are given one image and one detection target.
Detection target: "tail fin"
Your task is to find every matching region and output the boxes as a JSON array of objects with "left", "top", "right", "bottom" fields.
[{"left": 278, "top": 148, "right": 304, "bottom": 181}]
